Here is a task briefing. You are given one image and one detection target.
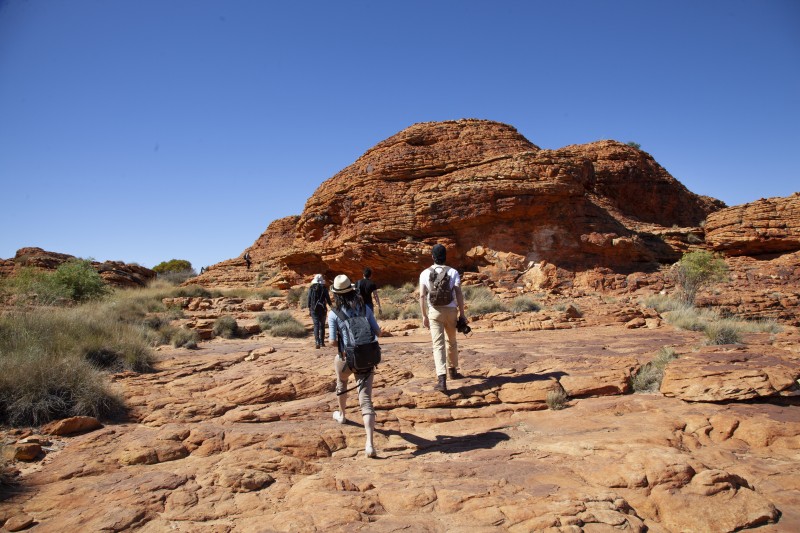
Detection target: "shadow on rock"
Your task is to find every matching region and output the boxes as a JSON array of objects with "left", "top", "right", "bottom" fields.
[
  {"left": 379, "top": 428, "right": 510, "bottom": 456},
  {"left": 457, "top": 370, "right": 567, "bottom": 397}
]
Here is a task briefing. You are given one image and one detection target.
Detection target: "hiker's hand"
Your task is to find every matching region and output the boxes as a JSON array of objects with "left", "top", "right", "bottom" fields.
[{"left": 422, "top": 316, "right": 430, "bottom": 329}]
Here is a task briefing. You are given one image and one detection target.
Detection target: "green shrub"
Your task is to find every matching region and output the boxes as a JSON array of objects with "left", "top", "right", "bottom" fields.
[
  {"left": 632, "top": 347, "right": 678, "bottom": 392},
  {"left": 663, "top": 306, "right": 709, "bottom": 331},
  {"left": 671, "top": 250, "right": 728, "bottom": 304},
  {"left": 51, "top": 259, "right": 110, "bottom": 302},
  {"left": 546, "top": 388, "right": 568, "bottom": 410},
  {"left": 212, "top": 316, "right": 239, "bottom": 338},
  {"left": 152, "top": 259, "right": 193, "bottom": 274},
  {"left": 380, "top": 303, "right": 403, "bottom": 320},
  {"left": 510, "top": 296, "right": 541, "bottom": 313},
  {"left": 626, "top": 141, "right": 641, "bottom": 149},
  {"left": 703, "top": 320, "right": 743, "bottom": 345}
]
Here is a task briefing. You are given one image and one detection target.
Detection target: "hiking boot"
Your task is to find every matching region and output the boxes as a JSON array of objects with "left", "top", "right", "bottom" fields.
[
  {"left": 448, "top": 368, "right": 463, "bottom": 379},
  {"left": 433, "top": 374, "right": 447, "bottom": 393},
  {"left": 332, "top": 411, "right": 345, "bottom": 424},
  {"left": 315, "top": 343, "right": 320, "bottom": 349}
]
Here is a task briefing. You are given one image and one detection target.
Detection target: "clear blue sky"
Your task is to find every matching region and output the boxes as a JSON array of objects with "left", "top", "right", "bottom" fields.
[{"left": 1, "top": 1, "right": 798, "bottom": 271}]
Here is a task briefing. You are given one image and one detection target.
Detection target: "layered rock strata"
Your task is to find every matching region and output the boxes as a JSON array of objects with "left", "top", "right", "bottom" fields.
[{"left": 194, "top": 119, "right": 724, "bottom": 288}]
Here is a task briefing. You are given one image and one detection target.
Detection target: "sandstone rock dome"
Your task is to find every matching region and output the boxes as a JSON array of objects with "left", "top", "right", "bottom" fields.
[{"left": 196, "top": 119, "right": 724, "bottom": 288}]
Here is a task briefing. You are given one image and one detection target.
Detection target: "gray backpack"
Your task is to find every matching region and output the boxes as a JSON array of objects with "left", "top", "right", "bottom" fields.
[
  {"left": 428, "top": 266, "right": 454, "bottom": 306},
  {"left": 332, "top": 307, "right": 381, "bottom": 373}
]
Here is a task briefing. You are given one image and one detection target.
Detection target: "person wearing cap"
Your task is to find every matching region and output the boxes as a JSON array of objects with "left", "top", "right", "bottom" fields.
[
  {"left": 307, "top": 274, "right": 332, "bottom": 349},
  {"left": 419, "top": 243, "right": 467, "bottom": 393},
  {"left": 327, "top": 274, "right": 381, "bottom": 458}
]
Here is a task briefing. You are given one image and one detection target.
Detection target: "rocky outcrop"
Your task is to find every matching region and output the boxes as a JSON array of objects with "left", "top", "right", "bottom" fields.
[
  {"left": 0, "top": 247, "right": 156, "bottom": 288},
  {"left": 193, "top": 119, "right": 723, "bottom": 289},
  {"left": 706, "top": 193, "right": 800, "bottom": 256}
]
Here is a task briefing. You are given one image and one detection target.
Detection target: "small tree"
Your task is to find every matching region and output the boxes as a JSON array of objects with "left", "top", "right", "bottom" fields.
[
  {"left": 671, "top": 250, "right": 728, "bottom": 304},
  {"left": 52, "top": 259, "right": 109, "bottom": 302},
  {"left": 152, "top": 259, "right": 196, "bottom": 284},
  {"left": 626, "top": 141, "right": 642, "bottom": 149}
]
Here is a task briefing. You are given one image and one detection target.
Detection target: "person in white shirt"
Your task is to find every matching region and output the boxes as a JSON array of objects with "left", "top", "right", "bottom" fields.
[{"left": 418, "top": 244, "right": 467, "bottom": 393}]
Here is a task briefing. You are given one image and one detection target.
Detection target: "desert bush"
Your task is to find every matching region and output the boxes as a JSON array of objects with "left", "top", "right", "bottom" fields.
[
  {"left": 254, "top": 287, "right": 282, "bottom": 299},
  {"left": 510, "top": 296, "right": 541, "bottom": 313},
  {"left": 0, "top": 309, "right": 149, "bottom": 425},
  {"left": 703, "top": 319, "right": 743, "bottom": 345},
  {"left": 464, "top": 285, "right": 508, "bottom": 314},
  {"left": 287, "top": 286, "right": 308, "bottom": 308},
  {"left": 401, "top": 303, "right": 421, "bottom": 319},
  {"left": 546, "top": 387, "right": 569, "bottom": 410},
  {"left": 380, "top": 303, "right": 403, "bottom": 320},
  {"left": 641, "top": 294, "right": 690, "bottom": 314},
  {"left": 671, "top": 250, "right": 728, "bottom": 304},
  {"left": 257, "top": 311, "right": 307, "bottom": 337},
  {"left": 632, "top": 347, "right": 678, "bottom": 392},
  {"left": 172, "top": 285, "right": 213, "bottom": 298},
  {"left": 269, "top": 320, "right": 308, "bottom": 338},
  {"left": 171, "top": 328, "right": 199, "bottom": 349},
  {"left": 662, "top": 306, "right": 710, "bottom": 331},
  {"left": 212, "top": 316, "right": 239, "bottom": 338},
  {"left": 257, "top": 311, "right": 295, "bottom": 330},
  {"left": 156, "top": 269, "right": 196, "bottom": 285},
  {"left": 626, "top": 141, "right": 641, "bottom": 149}
]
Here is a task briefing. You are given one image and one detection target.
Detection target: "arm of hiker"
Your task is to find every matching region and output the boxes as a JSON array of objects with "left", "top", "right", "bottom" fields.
[
  {"left": 325, "top": 288, "right": 332, "bottom": 306},
  {"left": 374, "top": 290, "right": 382, "bottom": 315},
  {"left": 455, "top": 285, "right": 467, "bottom": 323},
  {"left": 327, "top": 311, "right": 337, "bottom": 344},
  {"left": 419, "top": 284, "right": 429, "bottom": 329},
  {"left": 367, "top": 306, "right": 381, "bottom": 337}
]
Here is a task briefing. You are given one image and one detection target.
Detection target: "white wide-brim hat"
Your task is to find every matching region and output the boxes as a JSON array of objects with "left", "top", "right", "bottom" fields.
[{"left": 331, "top": 274, "right": 355, "bottom": 294}]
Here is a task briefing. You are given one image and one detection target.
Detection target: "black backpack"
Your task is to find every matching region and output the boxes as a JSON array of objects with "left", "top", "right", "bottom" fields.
[
  {"left": 332, "top": 307, "right": 381, "bottom": 373},
  {"left": 428, "top": 266, "right": 454, "bottom": 306}
]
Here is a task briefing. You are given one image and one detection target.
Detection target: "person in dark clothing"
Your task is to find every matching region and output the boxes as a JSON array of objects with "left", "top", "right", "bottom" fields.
[
  {"left": 307, "top": 274, "right": 332, "bottom": 349},
  {"left": 243, "top": 252, "right": 252, "bottom": 270},
  {"left": 356, "top": 267, "right": 382, "bottom": 317}
]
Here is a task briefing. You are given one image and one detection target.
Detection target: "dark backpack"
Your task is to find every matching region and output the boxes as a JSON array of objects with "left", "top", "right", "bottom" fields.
[
  {"left": 333, "top": 307, "right": 381, "bottom": 373},
  {"left": 428, "top": 266, "right": 454, "bottom": 306},
  {"left": 310, "top": 284, "right": 327, "bottom": 311}
]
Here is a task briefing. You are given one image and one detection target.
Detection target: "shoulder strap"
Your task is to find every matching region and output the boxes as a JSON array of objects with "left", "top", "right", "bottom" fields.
[{"left": 332, "top": 308, "right": 347, "bottom": 322}]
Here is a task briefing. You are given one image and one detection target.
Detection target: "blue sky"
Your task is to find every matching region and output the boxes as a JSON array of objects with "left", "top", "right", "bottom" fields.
[{"left": 1, "top": 1, "right": 798, "bottom": 271}]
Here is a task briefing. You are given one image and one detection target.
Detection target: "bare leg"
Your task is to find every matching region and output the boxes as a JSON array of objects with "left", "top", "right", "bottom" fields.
[{"left": 363, "top": 414, "right": 376, "bottom": 457}]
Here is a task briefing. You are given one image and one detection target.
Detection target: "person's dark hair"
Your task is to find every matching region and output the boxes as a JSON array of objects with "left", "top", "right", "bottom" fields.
[
  {"left": 432, "top": 244, "right": 447, "bottom": 265},
  {"left": 334, "top": 290, "right": 364, "bottom": 311},
  {"left": 363, "top": 267, "right": 372, "bottom": 278}
]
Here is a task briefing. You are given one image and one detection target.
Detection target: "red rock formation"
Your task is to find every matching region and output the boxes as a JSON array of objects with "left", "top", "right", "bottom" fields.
[
  {"left": 0, "top": 247, "right": 156, "bottom": 288},
  {"left": 706, "top": 193, "right": 800, "bottom": 256},
  {"left": 195, "top": 119, "right": 723, "bottom": 288}
]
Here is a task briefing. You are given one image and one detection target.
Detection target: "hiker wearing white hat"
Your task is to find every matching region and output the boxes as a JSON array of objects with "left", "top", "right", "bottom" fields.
[
  {"left": 307, "top": 274, "right": 332, "bottom": 349},
  {"left": 327, "top": 274, "right": 382, "bottom": 458}
]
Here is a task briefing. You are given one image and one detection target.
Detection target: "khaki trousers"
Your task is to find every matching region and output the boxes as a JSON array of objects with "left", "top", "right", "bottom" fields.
[{"left": 428, "top": 305, "right": 458, "bottom": 377}]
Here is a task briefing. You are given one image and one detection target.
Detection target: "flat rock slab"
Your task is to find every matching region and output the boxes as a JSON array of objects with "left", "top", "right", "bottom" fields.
[
  {"left": 3, "top": 325, "right": 799, "bottom": 532},
  {"left": 661, "top": 345, "right": 800, "bottom": 402}
]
